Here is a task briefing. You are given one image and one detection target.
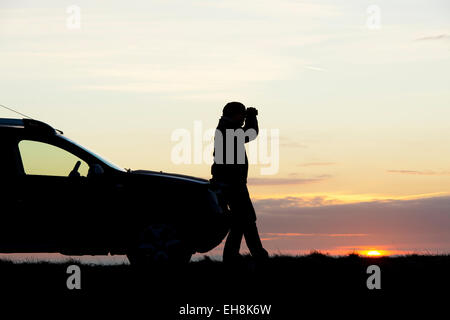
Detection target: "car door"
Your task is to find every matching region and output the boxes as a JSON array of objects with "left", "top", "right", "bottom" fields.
[
  {"left": 12, "top": 138, "right": 91, "bottom": 251},
  {"left": 0, "top": 134, "right": 26, "bottom": 250}
]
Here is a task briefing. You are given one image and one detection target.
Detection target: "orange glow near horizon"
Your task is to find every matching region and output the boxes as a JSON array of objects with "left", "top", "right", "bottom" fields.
[{"left": 360, "top": 249, "right": 390, "bottom": 257}]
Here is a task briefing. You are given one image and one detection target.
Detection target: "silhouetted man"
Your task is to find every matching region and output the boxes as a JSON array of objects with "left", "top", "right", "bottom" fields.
[{"left": 211, "top": 102, "right": 269, "bottom": 263}]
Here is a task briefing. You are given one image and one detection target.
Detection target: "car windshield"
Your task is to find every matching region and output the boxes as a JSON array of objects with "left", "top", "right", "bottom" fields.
[{"left": 59, "top": 135, "right": 126, "bottom": 172}]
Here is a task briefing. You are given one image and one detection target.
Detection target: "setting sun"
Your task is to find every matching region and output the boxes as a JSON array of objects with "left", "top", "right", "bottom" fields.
[{"left": 366, "top": 250, "right": 382, "bottom": 257}]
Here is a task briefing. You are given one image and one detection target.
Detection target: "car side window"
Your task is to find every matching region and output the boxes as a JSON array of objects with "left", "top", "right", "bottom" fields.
[{"left": 18, "top": 140, "right": 89, "bottom": 177}]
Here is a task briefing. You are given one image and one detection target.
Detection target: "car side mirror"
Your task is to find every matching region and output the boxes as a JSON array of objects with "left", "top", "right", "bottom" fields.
[{"left": 88, "top": 164, "right": 104, "bottom": 178}]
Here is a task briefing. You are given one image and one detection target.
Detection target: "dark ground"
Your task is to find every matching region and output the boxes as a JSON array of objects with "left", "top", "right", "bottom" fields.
[{"left": 1, "top": 253, "right": 448, "bottom": 318}]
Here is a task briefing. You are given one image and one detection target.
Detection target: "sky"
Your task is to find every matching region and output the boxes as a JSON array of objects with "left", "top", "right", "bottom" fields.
[{"left": 1, "top": 0, "right": 449, "bottom": 260}]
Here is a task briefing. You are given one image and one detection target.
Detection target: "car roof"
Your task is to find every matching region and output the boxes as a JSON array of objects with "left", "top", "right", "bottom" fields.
[
  {"left": 0, "top": 118, "right": 61, "bottom": 135},
  {"left": 0, "top": 118, "right": 24, "bottom": 127}
]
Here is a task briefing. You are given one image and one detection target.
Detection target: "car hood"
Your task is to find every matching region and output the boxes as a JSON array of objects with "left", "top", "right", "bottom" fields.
[{"left": 131, "top": 170, "right": 209, "bottom": 185}]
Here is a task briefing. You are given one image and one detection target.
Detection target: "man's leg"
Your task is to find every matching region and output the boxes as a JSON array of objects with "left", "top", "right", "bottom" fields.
[
  {"left": 223, "top": 183, "right": 268, "bottom": 261},
  {"left": 222, "top": 185, "right": 247, "bottom": 262},
  {"left": 244, "top": 222, "right": 269, "bottom": 260},
  {"left": 223, "top": 226, "right": 244, "bottom": 262},
  {"left": 235, "top": 185, "right": 268, "bottom": 260}
]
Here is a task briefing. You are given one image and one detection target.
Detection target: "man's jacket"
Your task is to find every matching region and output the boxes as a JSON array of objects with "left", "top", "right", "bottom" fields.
[{"left": 211, "top": 114, "right": 258, "bottom": 184}]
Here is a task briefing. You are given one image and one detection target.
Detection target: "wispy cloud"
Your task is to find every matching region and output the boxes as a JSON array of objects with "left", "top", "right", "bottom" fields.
[
  {"left": 415, "top": 34, "right": 450, "bottom": 41},
  {"left": 254, "top": 195, "right": 340, "bottom": 209},
  {"left": 248, "top": 175, "right": 331, "bottom": 186},
  {"left": 263, "top": 232, "right": 367, "bottom": 238},
  {"left": 203, "top": 0, "right": 341, "bottom": 19},
  {"left": 279, "top": 137, "right": 307, "bottom": 148},
  {"left": 304, "top": 65, "right": 326, "bottom": 72},
  {"left": 298, "top": 162, "right": 336, "bottom": 167},
  {"left": 387, "top": 170, "right": 450, "bottom": 176},
  {"left": 260, "top": 232, "right": 367, "bottom": 242},
  {"left": 279, "top": 141, "right": 308, "bottom": 148}
]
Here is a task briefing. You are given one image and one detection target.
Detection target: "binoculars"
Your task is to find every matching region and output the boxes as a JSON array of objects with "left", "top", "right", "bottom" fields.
[{"left": 245, "top": 107, "right": 258, "bottom": 117}]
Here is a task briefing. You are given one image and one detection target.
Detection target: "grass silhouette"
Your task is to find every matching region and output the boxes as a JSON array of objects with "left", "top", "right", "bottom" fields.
[{"left": 0, "top": 253, "right": 448, "bottom": 316}]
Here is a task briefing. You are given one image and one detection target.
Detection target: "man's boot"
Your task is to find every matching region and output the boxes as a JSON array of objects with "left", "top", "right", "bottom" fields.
[
  {"left": 244, "top": 223, "right": 269, "bottom": 261},
  {"left": 223, "top": 227, "right": 244, "bottom": 264}
]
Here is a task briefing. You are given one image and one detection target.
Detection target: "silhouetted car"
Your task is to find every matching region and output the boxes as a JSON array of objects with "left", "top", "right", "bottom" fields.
[{"left": 0, "top": 118, "right": 229, "bottom": 264}]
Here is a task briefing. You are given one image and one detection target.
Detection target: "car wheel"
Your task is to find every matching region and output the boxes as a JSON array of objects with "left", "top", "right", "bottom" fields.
[{"left": 127, "top": 224, "right": 192, "bottom": 266}]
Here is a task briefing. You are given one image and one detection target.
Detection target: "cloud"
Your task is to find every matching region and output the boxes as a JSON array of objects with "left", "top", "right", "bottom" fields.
[
  {"left": 387, "top": 170, "right": 450, "bottom": 176},
  {"left": 304, "top": 66, "right": 326, "bottom": 72},
  {"left": 248, "top": 175, "right": 331, "bottom": 186},
  {"left": 254, "top": 195, "right": 450, "bottom": 234},
  {"left": 260, "top": 232, "right": 368, "bottom": 242},
  {"left": 254, "top": 195, "right": 339, "bottom": 209},
  {"left": 263, "top": 232, "right": 368, "bottom": 238},
  {"left": 279, "top": 137, "right": 307, "bottom": 148},
  {"left": 1, "top": 5, "right": 316, "bottom": 94},
  {"left": 415, "top": 34, "right": 450, "bottom": 41},
  {"left": 203, "top": 0, "right": 341, "bottom": 19},
  {"left": 279, "top": 141, "right": 308, "bottom": 148},
  {"left": 252, "top": 195, "right": 450, "bottom": 254},
  {"left": 298, "top": 162, "right": 336, "bottom": 167}
]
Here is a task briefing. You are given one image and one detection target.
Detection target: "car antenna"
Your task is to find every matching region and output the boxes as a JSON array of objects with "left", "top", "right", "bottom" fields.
[
  {"left": 0, "top": 103, "right": 64, "bottom": 134},
  {"left": 0, "top": 103, "right": 34, "bottom": 119}
]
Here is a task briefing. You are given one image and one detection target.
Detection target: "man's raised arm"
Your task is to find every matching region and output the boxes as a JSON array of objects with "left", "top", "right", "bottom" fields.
[{"left": 242, "top": 107, "right": 259, "bottom": 143}]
